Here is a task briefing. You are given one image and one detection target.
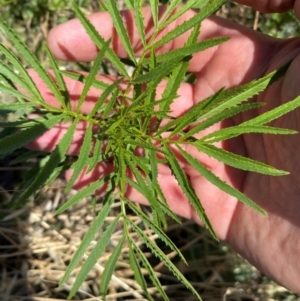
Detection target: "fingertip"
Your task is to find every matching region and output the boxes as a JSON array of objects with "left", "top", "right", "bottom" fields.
[
  {"left": 47, "top": 13, "right": 113, "bottom": 62},
  {"left": 295, "top": 1, "right": 300, "bottom": 21}
]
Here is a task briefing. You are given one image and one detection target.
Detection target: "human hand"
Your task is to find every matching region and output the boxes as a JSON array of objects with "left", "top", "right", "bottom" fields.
[
  {"left": 234, "top": 0, "right": 300, "bottom": 17},
  {"left": 28, "top": 5, "right": 300, "bottom": 293}
]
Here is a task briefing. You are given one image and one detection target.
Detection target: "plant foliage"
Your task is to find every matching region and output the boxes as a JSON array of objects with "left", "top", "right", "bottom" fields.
[{"left": 1, "top": 0, "right": 300, "bottom": 299}]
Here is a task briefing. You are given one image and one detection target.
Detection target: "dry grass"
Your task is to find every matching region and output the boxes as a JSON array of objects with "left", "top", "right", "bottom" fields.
[{"left": 0, "top": 1, "right": 299, "bottom": 301}]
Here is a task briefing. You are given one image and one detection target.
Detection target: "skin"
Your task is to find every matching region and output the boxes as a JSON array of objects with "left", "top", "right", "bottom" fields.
[{"left": 28, "top": 0, "right": 300, "bottom": 293}]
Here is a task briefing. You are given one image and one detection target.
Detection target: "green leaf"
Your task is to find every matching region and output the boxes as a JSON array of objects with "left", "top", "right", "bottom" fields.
[
  {"left": 128, "top": 240, "right": 155, "bottom": 301},
  {"left": 177, "top": 145, "right": 266, "bottom": 215},
  {"left": 123, "top": 138, "right": 164, "bottom": 153},
  {"left": 195, "top": 143, "right": 289, "bottom": 176},
  {"left": 131, "top": 238, "right": 169, "bottom": 301},
  {"left": 100, "top": 234, "right": 125, "bottom": 298},
  {"left": 14, "top": 117, "right": 78, "bottom": 208},
  {"left": 9, "top": 150, "right": 43, "bottom": 165},
  {"left": 146, "top": 38, "right": 228, "bottom": 64},
  {"left": 156, "top": 87, "right": 224, "bottom": 136},
  {"left": 159, "top": 0, "right": 204, "bottom": 29},
  {"left": 72, "top": 2, "right": 129, "bottom": 78},
  {"left": 148, "top": 148, "right": 158, "bottom": 186},
  {"left": 162, "top": 143, "right": 217, "bottom": 239},
  {"left": 155, "top": 183, "right": 182, "bottom": 223},
  {"left": 11, "top": 156, "right": 51, "bottom": 204},
  {"left": 129, "top": 219, "right": 202, "bottom": 300},
  {"left": 158, "top": 22, "right": 201, "bottom": 122},
  {"left": 149, "top": 0, "right": 159, "bottom": 29},
  {"left": 68, "top": 214, "right": 121, "bottom": 299},
  {"left": 60, "top": 71, "right": 109, "bottom": 90},
  {"left": 241, "top": 95, "right": 300, "bottom": 126},
  {"left": 76, "top": 39, "right": 111, "bottom": 113},
  {"left": 89, "top": 78, "right": 123, "bottom": 118},
  {"left": 192, "top": 0, "right": 210, "bottom": 9},
  {"left": 59, "top": 197, "right": 114, "bottom": 286},
  {"left": 151, "top": 0, "right": 226, "bottom": 49},
  {"left": 197, "top": 68, "right": 288, "bottom": 122},
  {"left": 157, "top": 0, "right": 182, "bottom": 29},
  {"left": 44, "top": 42, "right": 69, "bottom": 109},
  {"left": 126, "top": 200, "right": 186, "bottom": 263},
  {"left": 0, "top": 22, "right": 64, "bottom": 106},
  {"left": 0, "top": 62, "right": 33, "bottom": 93},
  {"left": 87, "top": 138, "right": 102, "bottom": 173},
  {"left": 55, "top": 176, "right": 110, "bottom": 214},
  {"left": 200, "top": 125, "right": 296, "bottom": 143},
  {"left": 182, "top": 102, "right": 264, "bottom": 139},
  {"left": 66, "top": 123, "right": 93, "bottom": 192},
  {"left": 133, "top": 55, "right": 191, "bottom": 84},
  {"left": 0, "top": 114, "right": 64, "bottom": 155},
  {"left": 134, "top": 0, "right": 146, "bottom": 46},
  {"left": 123, "top": 0, "right": 133, "bottom": 9},
  {"left": 117, "top": 146, "right": 127, "bottom": 197},
  {"left": 0, "top": 44, "right": 44, "bottom": 102},
  {"left": 102, "top": 88, "right": 119, "bottom": 119},
  {"left": 0, "top": 84, "right": 36, "bottom": 103},
  {"left": 104, "top": 0, "right": 136, "bottom": 64},
  {"left": 126, "top": 155, "right": 166, "bottom": 224},
  {"left": 0, "top": 101, "right": 36, "bottom": 112}
]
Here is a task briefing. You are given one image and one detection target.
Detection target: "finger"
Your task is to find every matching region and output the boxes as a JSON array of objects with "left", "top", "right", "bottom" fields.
[
  {"left": 233, "top": 0, "right": 294, "bottom": 13},
  {"left": 47, "top": 6, "right": 280, "bottom": 84}
]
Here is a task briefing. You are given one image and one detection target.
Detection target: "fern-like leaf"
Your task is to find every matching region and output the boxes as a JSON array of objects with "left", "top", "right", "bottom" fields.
[
  {"left": 129, "top": 219, "right": 202, "bottom": 300},
  {"left": 177, "top": 145, "right": 266, "bottom": 215},
  {"left": 241, "top": 95, "right": 300, "bottom": 126},
  {"left": 159, "top": 0, "right": 206, "bottom": 29},
  {"left": 0, "top": 114, "right": 64, "bottom": 156},
  {"left": 66, "top": 123, "right": 93, "bottom": 192},
  {"left": 72, "top": 2, "right": 129, "bottom": 78},
  {"left": 128, "top": 240, "right": 155, "bottom": 301},
  {"left": 55, "top": 176, "right": 111, "bottom": 214},
  {"left": 68, "top": 214, "right": 121, "bottom": 299},
  {"left": 89, "top": 78, "right": 123, "bottom": 118},
  {"left": 195, "top": 143, "right": 288, "bottom": 176},
  {"left": 104, "top": 0, "right": 136, "bottom": 64},
  {"left": 126, "top": 200, "right": 187, "bottom": 263},
  {"left": 59, "top": 196, "right": 114, "bottom": 287},
  {"left": 100, "top": 234, "right": 125, "bottom": 299},
  {"left": 149, "top": 0, "right": 159, "bottom": 29},
  {"left": 200, "top": 125, "right": 296, "bottom": 143},
  {"left": 151, "top": 0, "right": 226, "bottom": 49},
  {"left": 44, "top": 42, "right": 69, "bottom": 109},
  {"left": 0, "top": 22, "right": 64, "bottom": 106},
  {"left": 182, "top": 102, "right": 264, "bottom": 139},
  {"left": 131, "top": 237, "right": 169, "bottom": 301},
  {"left": 162, "top": 143, "right": 217, "bottom": 239},
  {"left": 0, "top": 44, "right": 44, "bottom": 102},
  {"left": 14, "top": 117, "right": 78, "bottom": 208},
  {"left": 133, "top": 55, "right": 191, "bottom": 84},
  {"left": 76, "top": 38, "right": 111, "bottom": 113}
]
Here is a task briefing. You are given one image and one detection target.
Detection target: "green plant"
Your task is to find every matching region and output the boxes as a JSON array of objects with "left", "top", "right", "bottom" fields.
[{"left": 1, "top": 0, "right": 300, "bottom": 300}]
